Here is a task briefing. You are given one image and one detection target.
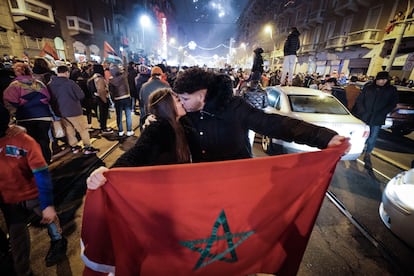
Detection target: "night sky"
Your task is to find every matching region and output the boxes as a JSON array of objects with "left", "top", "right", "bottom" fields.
[{"left": 174, "top": 0, "right": 248, "bottom": 56}]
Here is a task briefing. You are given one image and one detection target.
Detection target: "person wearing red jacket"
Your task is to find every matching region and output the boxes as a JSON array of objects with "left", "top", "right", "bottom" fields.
[{"left": 0, "top": 104, "right": 67, "bottom": 274}]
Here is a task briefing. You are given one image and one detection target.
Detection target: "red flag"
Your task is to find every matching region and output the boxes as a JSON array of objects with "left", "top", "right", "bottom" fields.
[
  {"left": 40, "top": 42, "right": 58, "bottom": 60},
  {"left": 81, "top": 144, "right": 348, "bottom": 276},
  {"left": 103, "top": 41, "right": 122, "bottom": 63}
]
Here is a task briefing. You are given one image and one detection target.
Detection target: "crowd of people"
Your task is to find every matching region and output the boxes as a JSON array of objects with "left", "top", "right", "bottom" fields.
[{"left": 0, "top": 49, "right": 405, "bottom": 274}]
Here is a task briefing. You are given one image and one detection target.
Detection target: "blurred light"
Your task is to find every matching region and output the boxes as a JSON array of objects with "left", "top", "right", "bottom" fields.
[
  {"left": 188, "top": 41, "right": 197, "bottom": 50},
  {"left": 140, "top": 14, "right": 151, "bottom": 27}
]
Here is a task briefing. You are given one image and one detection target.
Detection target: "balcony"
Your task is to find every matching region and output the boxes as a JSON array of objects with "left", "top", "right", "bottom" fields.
[
  {"left": 335, "top": 0, "right": 358, "bottom": 14},
  {"left": 383, "top": 19, "right": 414, "bottom": 41},
  {"left": 66, "top": 16, "right": 94, "bottom": 35},
  {"left": 346, "top": 29, "right": 382, "bottom": 47},
  {"left": 325, "top": 35, "right": 348, "bottom": 50},
  {"left": 299, "top": 43, "right": 319, "bottom": 54},
  {"left": 307, "top": 10, "right": 326, "bottom": 26},
  {"left": 8, "top": 0, "right": 54, "bottom": 24}
]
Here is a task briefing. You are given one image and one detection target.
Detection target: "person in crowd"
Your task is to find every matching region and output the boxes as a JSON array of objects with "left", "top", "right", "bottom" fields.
[
  {"left": 48, "top": 65, "right": 99, "bottom": 154},
  {"left": 108, "top": 64, "right": 133, "bottom": 137},
  {"left": 69, "top": 62, "right": 81, "bottom": 81},
  {"left": 0, "top": 62, "right": 15, "bottom": 100},
  {"left": 139, "top": 66, "right": 170, "bottom": 121},
  {"left": 3, "top": 62, "right": 53, "bottom": 163},
  {"left": 87, "top": 68, "right": 347, "bottom": 189},
  {"left": 352, "top": 71, "right": 398, "bottom": 169},
  {"left": 87, "top": 64, "right": 113, "bottom": 134},
  {"left": 385, "top": 11, "right": 405, "bottom": 34},
  {"left": 87, "top": 88, "right": 192, "bottom": 189},
  {"left": 250, "top": 47, "right": 264, "bottom": 85},
  {"left": 281, "top": 27, "right": 300, "bottom": 86},
  {"left": 127, "top": 62, "right": 138, "bottom": 113},
  {"left": 320, "top": 77, "right": 337, "bottom": 94},
  {"left": 32, "top": 58, "right": 55, "bottom": 85},
  {"left": 0, "top": 104, "right": 67, "bottom": 274},
  {"left": 344, "top": 76, "right": 361, "bottom": 111}
]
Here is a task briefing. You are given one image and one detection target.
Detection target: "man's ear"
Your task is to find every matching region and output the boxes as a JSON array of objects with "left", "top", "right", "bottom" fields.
[{"left": 199, "top": 89, "right": 207, "bottom": 102}]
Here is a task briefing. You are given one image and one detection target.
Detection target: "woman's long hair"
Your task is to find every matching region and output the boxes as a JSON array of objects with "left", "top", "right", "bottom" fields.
[{"left": 148, "top": 88, "right": 190, "bottom": 163}]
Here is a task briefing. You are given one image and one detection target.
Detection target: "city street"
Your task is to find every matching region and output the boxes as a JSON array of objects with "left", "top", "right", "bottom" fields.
[{"left": 8, "top": 112, "right": 411, "bottom": 276}]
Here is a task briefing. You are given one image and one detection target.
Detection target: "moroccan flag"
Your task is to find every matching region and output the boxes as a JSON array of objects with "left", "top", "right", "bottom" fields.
[
  {"left": 103, "top": 41, "right": 122, "bottom": 63},
  {"left": 40, "top": 42, "right": 58, "bottom": 60},
  {"left": 81, "top": 143, "right": 348, "bottom": 276}
]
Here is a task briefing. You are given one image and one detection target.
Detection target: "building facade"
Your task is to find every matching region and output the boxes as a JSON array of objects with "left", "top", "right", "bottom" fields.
[
  {"left": 0, "top": 0, "right": 176, "bottom": 64},
  {"left": 236, "top": 0, "right": 414, "bottom": 80}
]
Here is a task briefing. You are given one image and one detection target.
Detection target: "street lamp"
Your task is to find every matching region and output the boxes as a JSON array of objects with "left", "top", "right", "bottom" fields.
[
  {"left": 140, "top": 14, "right": 151, "bottom": 53},
  {"left": 264, "top": 24, "right": 275, "bottom": 68}
]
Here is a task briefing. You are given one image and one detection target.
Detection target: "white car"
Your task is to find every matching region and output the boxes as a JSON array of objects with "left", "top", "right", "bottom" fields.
[
  {"left": 379, "top": 168, "right": 414, "bottom": 248},
  {"left": 261, "top": 86, "right": 369, "bottom": 160}
]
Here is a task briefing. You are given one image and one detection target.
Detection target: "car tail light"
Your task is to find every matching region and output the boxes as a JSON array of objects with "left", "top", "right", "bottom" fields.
[{"left": 362, "top": 126, "right": 370, "bottom": 138}]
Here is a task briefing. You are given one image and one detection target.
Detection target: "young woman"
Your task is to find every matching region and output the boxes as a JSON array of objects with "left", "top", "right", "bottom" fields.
[{"left": 87, "top": 88, "right": 193, "bottom": 189}]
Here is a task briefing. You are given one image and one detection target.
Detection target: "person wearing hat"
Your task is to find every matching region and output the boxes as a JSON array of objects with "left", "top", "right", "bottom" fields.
[
  {"left": 138, "top": 66, "right": 170, "bottom": 125},
  {"left": 352, "top": 71, "right": 398, "bottom": 169},
  {"left": 250, "top": 47, "right": 264, "bottom": 85},
  {"left": 281, "top": 27, "right": 300, "bottom": 86}
]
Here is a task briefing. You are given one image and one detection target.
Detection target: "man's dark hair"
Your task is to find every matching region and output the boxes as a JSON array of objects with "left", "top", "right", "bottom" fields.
[
  {"left": 57, "top": 65, "right": 69, "bottom": 74},
  {"left": 173, "top": 67, "right": 215, "bottom": 94}
]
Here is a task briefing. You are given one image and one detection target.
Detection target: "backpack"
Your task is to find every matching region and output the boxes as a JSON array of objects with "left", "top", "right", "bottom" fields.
[{"left": 86, "top": 78, "right": 97, "bottom": 98}]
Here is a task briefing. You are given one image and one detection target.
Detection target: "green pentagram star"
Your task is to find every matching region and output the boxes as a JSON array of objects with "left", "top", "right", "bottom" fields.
[{"left": 179, "top": 210, "right": 254, "bottom": 270}]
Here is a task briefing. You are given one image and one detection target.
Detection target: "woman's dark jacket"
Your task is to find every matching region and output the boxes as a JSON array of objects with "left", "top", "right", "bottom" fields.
[
  {"left": 186, "top": 74, "right": 337, "bottom": 163},
  {"left": 352, "top": 82, "right": 398, "bottom": 126},
  {"left": 113, "top": 119, "right": 194, "bottom": 167},
  {"left": 283, "top": 29, "right": 300, "bottom": 56}
]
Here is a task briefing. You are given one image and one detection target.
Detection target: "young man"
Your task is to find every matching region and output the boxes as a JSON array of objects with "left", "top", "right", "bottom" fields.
[
  {"left": 172, "top": 67, "right": 346, "bottom": 162},
  {"left": 48, "top": 65, "right": 99, "bottom": 154},
  {"left": 352, "top": 71, "right": 398, "bottom": 169},
  {"left": 0, "top": 104, "right": 67, "bottom": 274}
]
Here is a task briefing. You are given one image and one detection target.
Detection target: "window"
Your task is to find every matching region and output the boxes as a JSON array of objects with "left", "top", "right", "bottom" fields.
[
  {"left": 365, "top": 5, "right": 382, "bottom": 29},
  {"left": 289, "top": 95, "right": 349, "bottom": 114}
]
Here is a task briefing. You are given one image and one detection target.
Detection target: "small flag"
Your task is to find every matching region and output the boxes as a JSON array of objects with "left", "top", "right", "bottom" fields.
[
  {"left": 40, "top": 42, "right": 58, "bottom": 60},
  {"left": 103, "top": 41, "right": 122, "bottom": 63}
]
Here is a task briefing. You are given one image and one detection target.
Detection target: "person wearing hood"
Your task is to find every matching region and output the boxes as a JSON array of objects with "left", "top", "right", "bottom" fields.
[
  {"left": 32, "top": 57, "right": 55, "bottom": 85},
  {"left": 48, "top": 65, "right": 99, "bottom": 155},
  {"left": 250, "top": 47, "right": 264, "bottom": 85},
  {"left": 172, "top": 67, "right": 347, "bottom": 162},
  {"left": 108, "top": 64, "right": 133, "bottom": 137},
  {"left": 281, "top": 27, "right": 301, "bottom": 86},
  {"left": 352, "top": 71, "right": 398, "bottom": 169}
]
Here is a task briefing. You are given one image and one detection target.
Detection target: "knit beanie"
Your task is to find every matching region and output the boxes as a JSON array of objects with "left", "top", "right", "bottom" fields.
[{"left": 376, "top": 71, "right": 389, "bottom": 80}]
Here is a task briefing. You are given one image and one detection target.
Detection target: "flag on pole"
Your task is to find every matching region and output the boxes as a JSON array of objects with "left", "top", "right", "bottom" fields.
[
  {"left": 81, "top": 144, "right": 348, "bottom": 276},
  {"left": 40, "top": 42, "right": 59, "bottom": 60},
  {"left": 103, "top": 41, "right": 122, "bottom": 63}
]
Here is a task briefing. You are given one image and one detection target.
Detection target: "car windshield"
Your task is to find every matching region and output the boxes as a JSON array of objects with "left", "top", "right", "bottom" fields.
[{"left": 288, "top": 95, "right": 349, "bottom": 114}]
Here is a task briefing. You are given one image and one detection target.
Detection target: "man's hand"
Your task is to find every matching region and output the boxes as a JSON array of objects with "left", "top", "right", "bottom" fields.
[
  {"left": 41, "top": 206, "right": 57, "bottom": 224},
  {"left": 327, "top": 135, "right": 347, "bottom": 147},
  {"left": 6, "top": 125, "right": 26, "bottom": 137},
  {"left": 87, "top": 166, "right": 109, "bottom": 190}
]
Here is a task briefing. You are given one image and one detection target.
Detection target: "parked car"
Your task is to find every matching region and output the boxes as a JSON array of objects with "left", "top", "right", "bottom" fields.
[
  {"left": 261, "top": 86, "right": 369, "bottom": 160},
  {"left": 379, "top": 168, "right": 414, "bottom": 248},
  {"left": 355, "top": 82, "right": 414, "bottom": 136},
  {"left": 387, "top": 86, "right": 414, "bottom": 136}
]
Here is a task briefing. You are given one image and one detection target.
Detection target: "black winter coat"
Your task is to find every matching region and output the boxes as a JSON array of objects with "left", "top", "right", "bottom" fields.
[
  {"left": 352, "top": 82, "right": 398, "bottom": 126},
  {"left": 113, "top": 119, "right": 194, "bottom": 167},
  {"left": 186, "top": 74, "right": 337, "bottom": 162},
  {"left": 283, "top": 30, "right": 300, "bottom": 56}
]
